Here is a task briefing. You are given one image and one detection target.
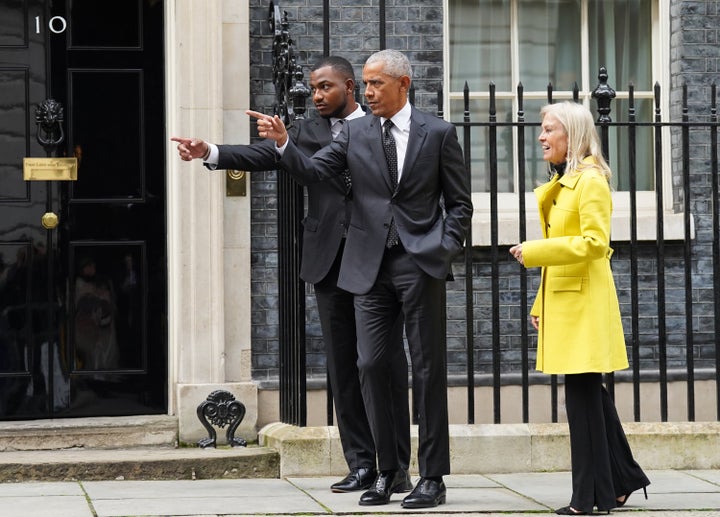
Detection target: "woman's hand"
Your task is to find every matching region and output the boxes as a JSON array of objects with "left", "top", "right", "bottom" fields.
[{"left": 509, "top": 243, "right": 524, "bottom": 265}]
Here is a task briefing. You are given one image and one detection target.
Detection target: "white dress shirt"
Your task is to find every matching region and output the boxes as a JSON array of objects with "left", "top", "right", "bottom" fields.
[{"left": 380, "top": 101, "right": 411, "bottom": 181}]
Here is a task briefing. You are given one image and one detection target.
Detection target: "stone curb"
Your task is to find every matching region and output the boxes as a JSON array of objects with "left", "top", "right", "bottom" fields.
[{"left": 259, "top": 421, "right": 720, "bottom": 478}]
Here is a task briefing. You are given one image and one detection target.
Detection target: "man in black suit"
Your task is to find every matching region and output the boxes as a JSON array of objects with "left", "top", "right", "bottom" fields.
[
  {"left": 250, "top": 49, "right": 473, "bottom": 509},
  {"left": 172, "top": 56, "right": 411, "bottom": 494}
]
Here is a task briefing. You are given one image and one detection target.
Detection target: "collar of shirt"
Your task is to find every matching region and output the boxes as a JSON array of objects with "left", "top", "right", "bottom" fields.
[
  {"left": 380, "top": 101, "right": 411, "bottom": 178},
  {"left": 329, "top": 104, "right": 365, "bottom": 127},
  {"left": 343, "top": 104, "right": 366, "bottom": 121},
  {"left": 329, "top": 104, "right": 365, "bottom": 139}
]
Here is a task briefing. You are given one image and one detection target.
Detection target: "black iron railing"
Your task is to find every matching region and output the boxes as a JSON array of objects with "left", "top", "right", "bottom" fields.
[
  {"left": 266, "top": 1, "right": 720, "bottom": 426},
  {"left": 443, "top": 73, "right": 719, "bottom": 424}
]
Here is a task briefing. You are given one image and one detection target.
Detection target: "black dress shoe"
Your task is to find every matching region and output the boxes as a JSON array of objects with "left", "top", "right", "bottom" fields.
[
  {"left": 331, "top": 467, "right": 377, "bottom": 493},
  {"left": 358, "top": 470, "right": 407, "bottom": 506},
  {"left": 401, "top": 477, "right": 447, "bottom": 508}
]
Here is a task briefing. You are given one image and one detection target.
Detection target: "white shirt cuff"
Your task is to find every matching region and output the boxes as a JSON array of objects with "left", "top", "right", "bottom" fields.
[{"left": 203, "top": 143, "right": 220, "bottom": 169}]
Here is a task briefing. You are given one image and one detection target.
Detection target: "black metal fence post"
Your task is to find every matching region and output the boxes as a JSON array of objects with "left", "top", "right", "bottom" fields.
[
  {"left": 460, "top": 83, "right": 475, "bottom": 424},
  {"left": 487, "top": 83, "right": 502, "bottom": 423},
  {"left": 712, "top": 82, "right": 720, "bottom": 420},
  {"left": 681, "top": 84, "right": 695, "bottom": 421},
  {"left": 516, "top": 83, "right": 530, "bottom": 423},
  {"left": 653, "top": 82, "right": 669, "bottom": 421},
  {"left": 627, "top": 84, "right": 642, "bottom": 421},
  {"left": 270, "top": 2, "right": 310, "bottom": 426},
  {"left": 592, "top": 67, "right": 617, "bottom": 399}
]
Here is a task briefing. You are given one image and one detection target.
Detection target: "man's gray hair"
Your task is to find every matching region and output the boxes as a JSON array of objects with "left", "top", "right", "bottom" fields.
[{"left": 366, "top": 49, "right": 413, "bottom": 82}]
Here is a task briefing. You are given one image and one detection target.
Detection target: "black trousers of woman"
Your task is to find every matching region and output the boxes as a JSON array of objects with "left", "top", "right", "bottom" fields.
[{"left": 564, "top": 373, "right": 650, "bottom": 513}]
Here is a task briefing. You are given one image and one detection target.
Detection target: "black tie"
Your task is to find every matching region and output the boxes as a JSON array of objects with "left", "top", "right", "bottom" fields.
[{"left": 382, "top": 119, "right": 399, "bottom": 248}]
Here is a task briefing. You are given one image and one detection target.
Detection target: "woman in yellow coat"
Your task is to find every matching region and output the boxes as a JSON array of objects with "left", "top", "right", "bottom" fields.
[{"left": 510, "top": 102, "right": 649, "bottom": 515}]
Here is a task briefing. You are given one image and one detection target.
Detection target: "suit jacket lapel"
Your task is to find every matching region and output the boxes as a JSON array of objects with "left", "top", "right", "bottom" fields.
[
  {"left": 401, "top": 108, "right": 427, "bottom": 186},
  {"left": 307, "top": 117, "right": 332, "bottom": 147},
  {"left": 308, "top": 118, "right": 348, "bottom": 195}
]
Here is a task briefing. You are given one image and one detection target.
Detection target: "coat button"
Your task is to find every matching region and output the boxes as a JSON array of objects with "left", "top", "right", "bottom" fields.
[{"left": 553, "top": 200, "right": 557, "bottom": 205}]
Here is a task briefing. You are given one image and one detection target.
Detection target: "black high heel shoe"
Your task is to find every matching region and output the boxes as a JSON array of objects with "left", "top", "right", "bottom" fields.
[
  {"left": 555, "top": 506, "right": 587, "bottom": 515},
  {"left": 616, "top": 486, "right": 648, "bottom": 507}
]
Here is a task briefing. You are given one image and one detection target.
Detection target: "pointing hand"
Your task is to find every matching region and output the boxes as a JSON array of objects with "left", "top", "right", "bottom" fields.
[
  {"left": 246, "top": 110, "right": 288, "bottom": 147},
  {"left": 171, "top": 137, "right": 208, "bottom": 161}
]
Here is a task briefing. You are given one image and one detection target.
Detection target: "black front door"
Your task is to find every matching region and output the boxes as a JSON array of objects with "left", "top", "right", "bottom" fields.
[{"left": 0, "top": 0, "right": 166, "bottom": 419}]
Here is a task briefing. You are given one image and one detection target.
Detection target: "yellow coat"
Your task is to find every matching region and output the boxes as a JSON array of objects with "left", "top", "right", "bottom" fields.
[{"left": 522, "top": 158, "right": 629, "bottom": 374}]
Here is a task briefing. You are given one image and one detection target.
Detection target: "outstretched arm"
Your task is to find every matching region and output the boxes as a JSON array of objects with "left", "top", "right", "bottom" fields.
[{"left": 173, "top": 110, "right": 288, "bottom": 162}]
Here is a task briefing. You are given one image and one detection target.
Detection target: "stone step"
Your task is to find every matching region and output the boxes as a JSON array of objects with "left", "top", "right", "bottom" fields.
[
  {"left": 0, "top": 415, "right": 280, "bottom": 481},
  {"left": 0, "top": 446, "right": 279, "bottom": 482},
  {"left": 0, "top": 415, "right": 178, "bottom": 451}
]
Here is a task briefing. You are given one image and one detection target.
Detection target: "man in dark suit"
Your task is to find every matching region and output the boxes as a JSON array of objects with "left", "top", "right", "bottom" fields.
[
  {"left": 172, "top": 56, "right": 411, "bottom": 494},
  {"left": 250, "top": 49, "right": 473, "bottom": 509}
]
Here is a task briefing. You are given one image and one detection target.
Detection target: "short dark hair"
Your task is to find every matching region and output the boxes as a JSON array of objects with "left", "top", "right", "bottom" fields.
[{"left": 311, "top": 55, "right": 355, "bottom": 82}]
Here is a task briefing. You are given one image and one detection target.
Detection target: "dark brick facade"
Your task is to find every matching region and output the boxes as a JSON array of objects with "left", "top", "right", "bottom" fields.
[{"left": 249, "top": 0, "right": 720, "bottom": 383}]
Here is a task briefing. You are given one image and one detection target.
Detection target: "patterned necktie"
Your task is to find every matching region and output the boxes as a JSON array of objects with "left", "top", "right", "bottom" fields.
[
  {"left": 333, "top": 119, "right": 352, "bottom": 194},
  {"left": 382, "top": 119, "right": 400, "bottom": 248}
]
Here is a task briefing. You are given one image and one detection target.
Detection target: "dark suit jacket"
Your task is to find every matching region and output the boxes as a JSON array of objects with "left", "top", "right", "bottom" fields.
[
  {"left": 279, "top": 106, "right": 473, "bottom": 295},
  {"left": 214, "top": 115, "right": 358, "bottom": 285}
]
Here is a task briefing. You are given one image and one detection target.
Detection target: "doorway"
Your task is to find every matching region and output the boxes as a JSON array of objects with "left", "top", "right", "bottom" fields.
[{"left": 0, "top": 0, "right": 167, "bottom": 419}]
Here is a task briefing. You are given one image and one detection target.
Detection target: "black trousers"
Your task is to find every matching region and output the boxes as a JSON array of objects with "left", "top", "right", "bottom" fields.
[
  {"left": 564, "top": 373, "right": 650, "bottom": 513},
  {"left": 315, "top": 245, "right": 410, "bottom": 471},
  {"left": 355, "top": 247, "right": 450, "bottom": 477}
]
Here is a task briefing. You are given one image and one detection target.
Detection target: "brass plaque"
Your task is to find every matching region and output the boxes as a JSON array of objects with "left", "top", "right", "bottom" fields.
[
  {"left": 23, "top": 157, "right": 78, "bottom": 181},
  {"left": 226, "top": 170, "right": 247, "bottom": 197}
]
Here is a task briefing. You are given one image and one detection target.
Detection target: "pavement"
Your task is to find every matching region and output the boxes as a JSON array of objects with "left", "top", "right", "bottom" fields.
[{"left": 3, "top": 470, "right": 720, "bottom": 517}]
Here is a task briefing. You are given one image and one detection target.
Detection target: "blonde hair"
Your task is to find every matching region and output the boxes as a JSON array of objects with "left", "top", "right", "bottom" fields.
[{"left": 540, "top": 101, "right": 612, "bottom": 182}]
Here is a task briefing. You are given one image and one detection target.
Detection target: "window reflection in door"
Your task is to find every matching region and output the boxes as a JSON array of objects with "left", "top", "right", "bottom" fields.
[
  {"left": 71, "top": 245, "right": 144, "bottom": 372},
  {"left": 0, "top": 240, "right": 71, "bottom": 415},
  {"left": 74, "top": 256, "right": 119, "bottom": 370}
]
